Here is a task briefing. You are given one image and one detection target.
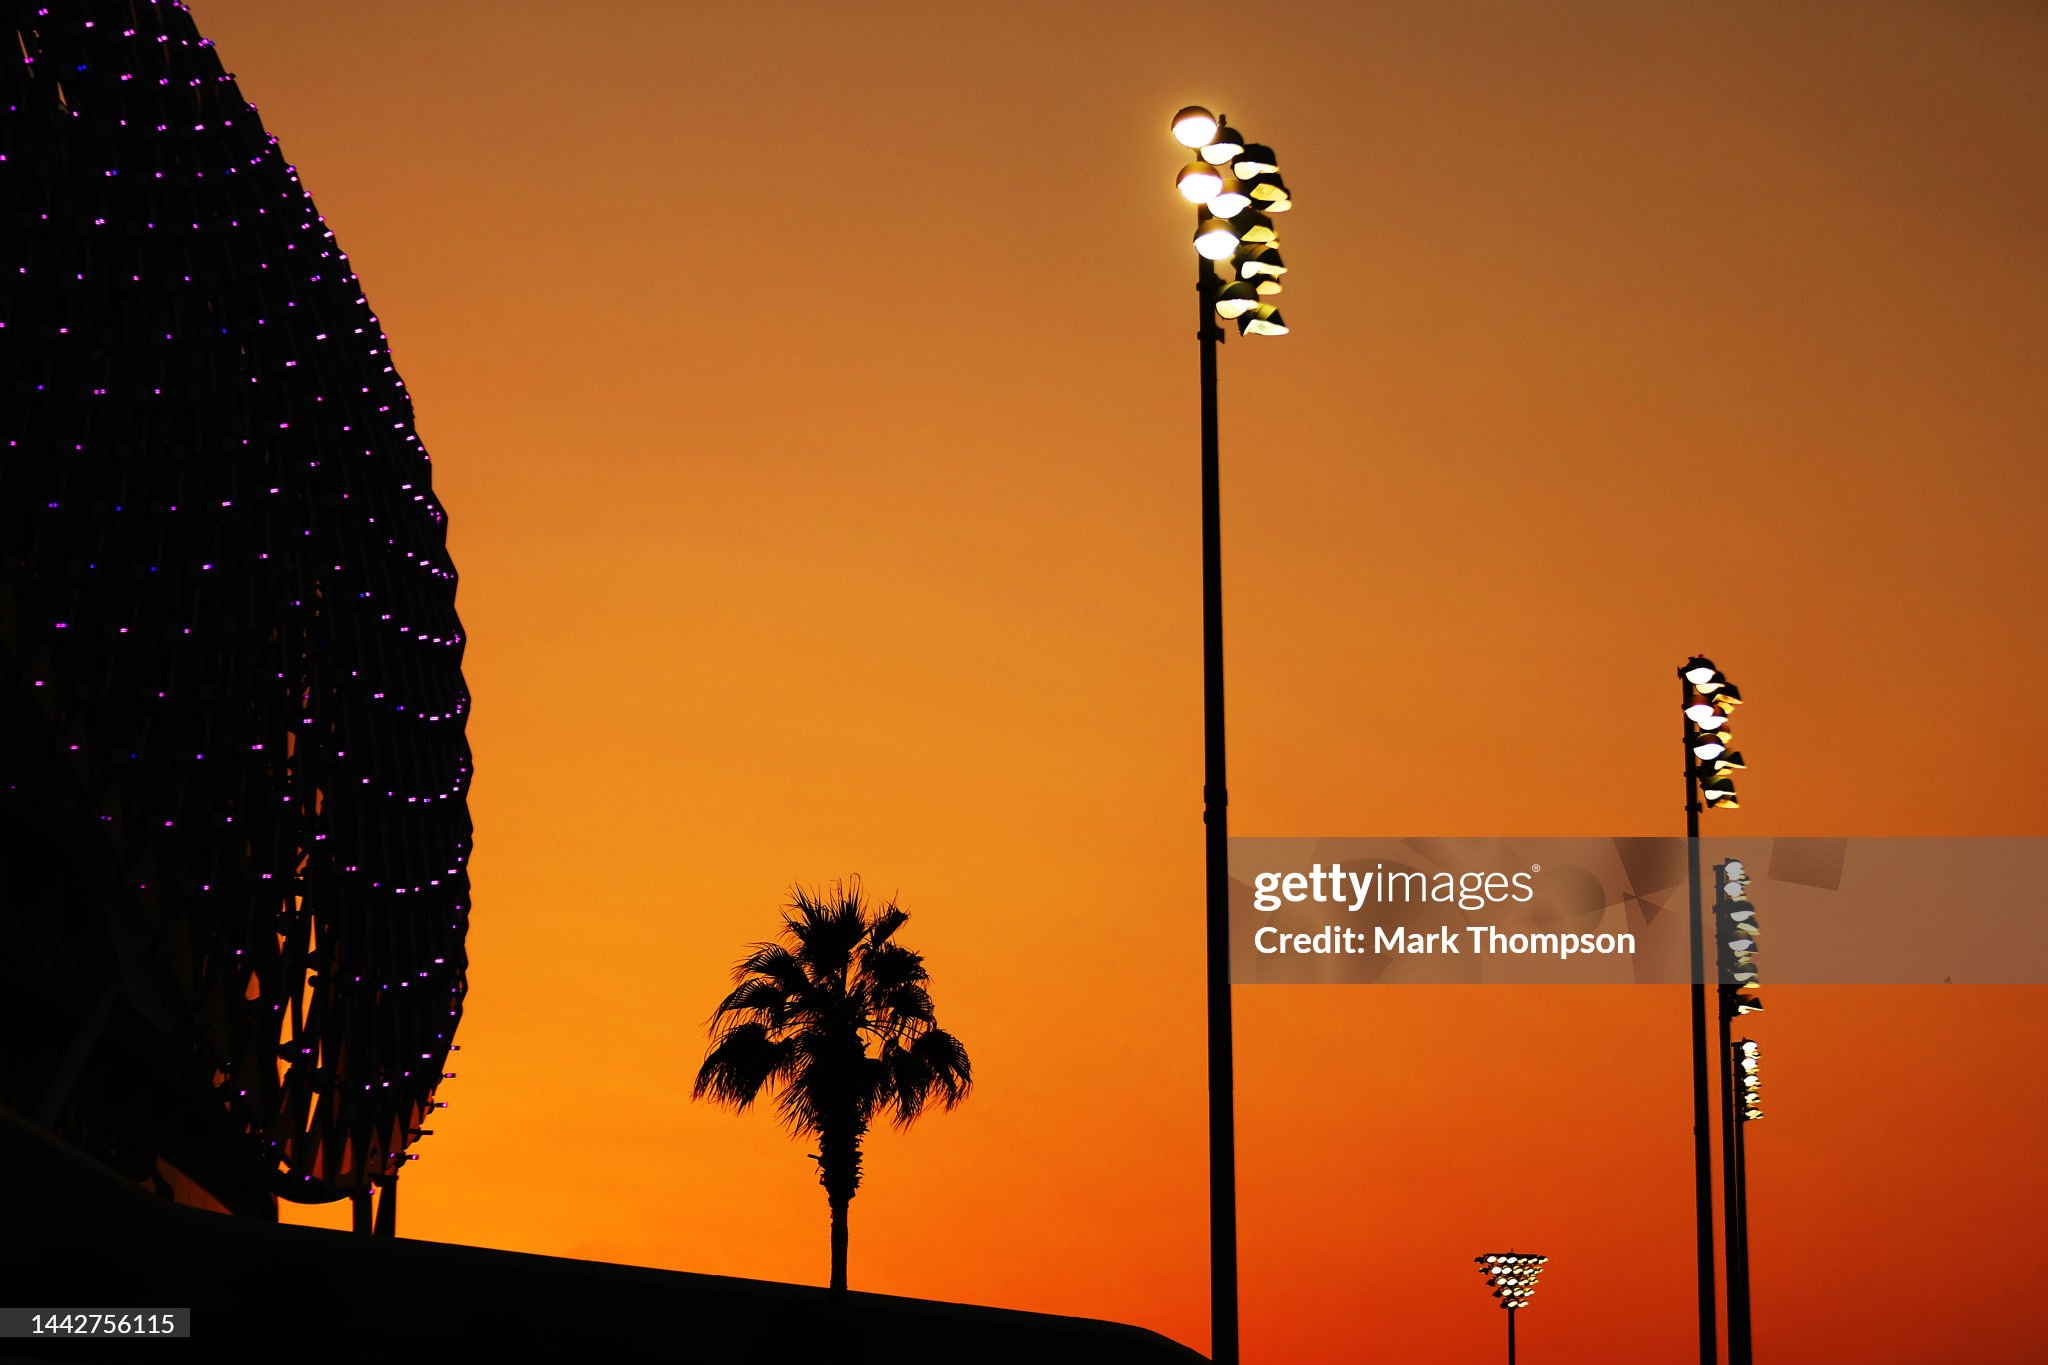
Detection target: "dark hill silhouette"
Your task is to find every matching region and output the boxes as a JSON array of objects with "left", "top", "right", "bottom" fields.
[{"left": 1, "top": 1109, "right": 1204, "bottom": 1364}]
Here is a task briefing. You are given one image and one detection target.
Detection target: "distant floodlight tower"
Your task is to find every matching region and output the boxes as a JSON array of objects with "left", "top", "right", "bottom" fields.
[
  {"left": 1170, "top": 101, "right": 1296, "bottom": 1365},
  {"left": 1720, "top": 941, "right": 1769, "bottom": 1365},
  {"left": 1715, "top": 860, "right": 1762, "bottom": 1363},
  {"left": 1678, "top": 655, "right": 1744, "bottom": 1364},
  {"left": 1474, "top": 1252, "right": 1550, "bottom": 1363}
]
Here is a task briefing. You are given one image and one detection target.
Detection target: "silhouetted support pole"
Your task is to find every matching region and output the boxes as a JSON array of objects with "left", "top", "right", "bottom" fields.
[
  {"left": 1197, "top": 246, "right": 1240, "bottom": 1365},
  {"left": 373, "top": 1175, "right": 396, "bottom": 1238},
  {"left": 351, "top": 1188, "right": 372, "bottom": 1234},
  {"left": 1682, "top": 670, "right": 1717, "bottom": 1365},
  {"left": 1507, "top": 1304, "right": 1517, "bottom": 1365},
  {"left": 1719, "top": 985, "right": 1748, "bottom": 1363},
  {"left": 1730, "top": 1040, "right": 1755, "bottom": 1363}
]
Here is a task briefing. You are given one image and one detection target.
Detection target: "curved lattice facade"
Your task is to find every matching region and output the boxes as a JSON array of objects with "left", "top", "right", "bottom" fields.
[{"left": 0, "top": 1, "right": 470, "bottom": 1215}]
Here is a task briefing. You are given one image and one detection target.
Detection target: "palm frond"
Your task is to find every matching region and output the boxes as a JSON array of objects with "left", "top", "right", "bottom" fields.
[
  {"left": 860, "top": 940, "right": 928, "bottom": 993},
  {"left": 865, "top": 903, "right": 909, "bottom": 947},
  {"left": 911, "top": 1027, "right": 973, "bottom": 1110},
  {"left": 784, "top": 880, "right": 867, "bottom": 984},
  {"left": 731, "top": 941, "right": 812, "bottom": 1003},
  {"left": 693, "top": 1023, "right": 796, "bottom": 1113},
  {"left": 872, "top": 982, "right": 936, "bottom": 1031},
  {"left": 710, "top": 975, "right": 797, "bottom": 1030}
]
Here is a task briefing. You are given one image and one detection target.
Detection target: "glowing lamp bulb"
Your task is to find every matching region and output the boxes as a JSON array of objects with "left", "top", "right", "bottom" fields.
[
  {"left": 1207, "top": 186, "right": 1253, "bottom": 218},
  {"left": 1201, "top": 124, "right": 1246, "bottom": 165},
  {"left": 1193, "top": 218, "right": 1241, "bottom": 260},
  {"left": 1171, "top": 105, "right": 1219, "bottom": 148},
  {"left": 1177, "top": 162, "right": 1224, "bottom": 203},
  {"left": 1215, "top": 281, "right": 1261, "bottom": 319},
  {"left": 1239, "top": 304, "right": 1288, "bottom": 337}
]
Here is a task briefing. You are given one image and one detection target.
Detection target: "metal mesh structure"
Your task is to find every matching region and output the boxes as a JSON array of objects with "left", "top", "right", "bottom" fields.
[{"left": 0, "top": 1, "right": 470, "bottom": 1216}]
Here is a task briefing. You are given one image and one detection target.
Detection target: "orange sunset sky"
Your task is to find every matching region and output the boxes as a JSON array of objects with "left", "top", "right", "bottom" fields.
[{"left": 185, "top": 1, "right": 2048, "bottom": 1359}]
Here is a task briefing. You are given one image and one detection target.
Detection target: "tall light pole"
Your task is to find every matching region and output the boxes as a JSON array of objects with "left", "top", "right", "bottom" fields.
[
  {"left": 1169, "top": 103, "right": 1292, "bottom": 1365},
  {"left": 1732, "top": 1036, "right": 1762, "bottom": 1362},
  {"left": 1717, "top": 865, "right": 1763, "bottom": 1365},
  {"left": 1475, "top": 1252, "right": 1550, "bottom": 1365},
  {"left": 1680, "top": 655, "right": 1742, "bottom": 1364}
]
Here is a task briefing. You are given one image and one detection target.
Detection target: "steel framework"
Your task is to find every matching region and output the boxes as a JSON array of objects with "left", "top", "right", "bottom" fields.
[{"left": 1, "top": 1, "right": 470, "bottom": 1218}]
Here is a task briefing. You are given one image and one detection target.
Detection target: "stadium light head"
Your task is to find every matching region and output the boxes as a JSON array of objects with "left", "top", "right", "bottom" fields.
[
  {"left": 1475, "top": 1251, "right": 1550, "bottom": 1312},
  {"left": 1193, "top": 217, "right": 1241, "bottom": 260},
  {"left": 1200, "top": 122, "right": 1246, "bottom": 165},
  {"left": 1233, "top": 143, "right": 1280, "bottom": 176},
  {"left": 1177, "top": 161, "right": 1225, "bottom": 203},
  {"left": 1238, "top": 304, "right": 1288, "bottom": 337},
  {"left": 1206, "top": 179, "right": 1254, "bottom": 219},
  {"left": 1235, "top": 244, "right": 1287, "bottom": 278},
  {"left": 1171, "top": 106, "right": 1220, "bottom": 149},
  {"left": 1214, "top": 281, "right": 1262, "bottom": 319}
]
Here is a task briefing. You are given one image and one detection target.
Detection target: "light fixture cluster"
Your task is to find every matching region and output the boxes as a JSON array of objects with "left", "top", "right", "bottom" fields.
[
  {"left": 1682, "top": 655, "right": 1744, "bottom": 809},
  {"left": 1717, "top": 858, "right": 1762, "bottom": 1018},
  {"left": 1737, "top": 1038, "right": 1762, "bottom": 1121},
  {"left": 1171, "top": 105, "right": 1291, "bottom": 336},
  {"left": 1474, "top": 1252, "right": 1549, "bottom": 1309}
]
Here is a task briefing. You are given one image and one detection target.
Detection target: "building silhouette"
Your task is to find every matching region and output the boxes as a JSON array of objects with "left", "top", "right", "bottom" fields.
[{"left": 0, "top": 0, "right": 470, "bottom": 1225}]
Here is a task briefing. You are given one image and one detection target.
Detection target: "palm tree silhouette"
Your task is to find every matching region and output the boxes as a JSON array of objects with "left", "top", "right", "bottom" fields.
[{"left": 693, "top": 877, "right": 973, "bottom": 1293}]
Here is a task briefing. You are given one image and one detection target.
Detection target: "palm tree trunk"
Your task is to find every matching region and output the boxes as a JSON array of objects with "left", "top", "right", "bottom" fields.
[
  {"left": 829, "top": 1194, "right": 849, "bottom": 1293},
  {"left": 819, "top": 1110, "right": 862, "bottom": 1294}
]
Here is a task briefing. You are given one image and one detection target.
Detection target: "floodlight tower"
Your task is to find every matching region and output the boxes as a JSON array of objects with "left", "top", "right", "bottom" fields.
[
  {"left": 1169, "top": 103, "right": 1295, "bottom": 1365},
  {"left": 1474, "top": 1252, "right": 1550, "bottom": 1364},
  {"left": 1717, "top": 860, "right": 1762, "bottom": 1364},
  {"left": 1678, "top": 655, "right": 1743, "bottom": 1363}
]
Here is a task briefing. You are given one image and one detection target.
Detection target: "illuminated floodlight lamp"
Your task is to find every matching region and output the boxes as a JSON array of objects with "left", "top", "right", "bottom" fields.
[
  {"left": 1193, "top": 217, "right": 1241, "bottom": 260},
  {"left": 1234, "top": 210, "right": 1278, "bottom": 244},
  {"left": 1236, "top": 245, "right": 1287, "bottom": 279},
  {"left": 1474, "top": 1252, "right": 1549, "bottom": 1312},
  {"left": 1200, "top": 122, "right": 1246, "bottom": 165},
  {"left": 1685, "top": 703, "right": 1729, "bottom": 731},
  {"left": 1691, "top": 734, "right": 1729, "bottom": 761},
  {"left": 1243, "top": 172, "right": 1291, "bottom": 210},
  {"left": 1233, "top": 143, "right": 1280, "bottom": 176},
  {"left": 1712, "top": 750, "right": 1747, "bottom": 773},
  {"left": 1237, "top": 304, "right": 1287, "bottom": 337},
  {"left": 1684, "top": 656, "right": 1723, "bottom": 688},
  {"left": 1206, "top": 178, "right": 1253, "bottom": 219},
  {"left": 1171, "top": 105, "right": 1220, "bottom": 149},
  {"left": 1214, "top": 281, "right": 1262, "bottom": 320},
  {"left": 1177, "top": 161, "right": 1225, "bottom": 203},
  {"left": 1703, "top": 775, "right": 1740, "bottom": 807}
]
